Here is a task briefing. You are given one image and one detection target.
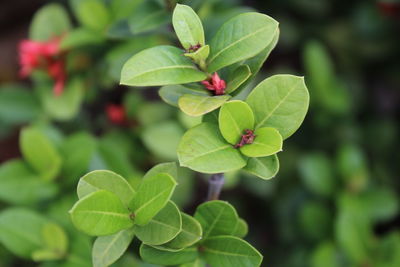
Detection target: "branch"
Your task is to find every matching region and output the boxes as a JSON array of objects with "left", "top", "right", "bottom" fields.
[{"left": 207, "top": 173, "right": 225, "bottom": 201}]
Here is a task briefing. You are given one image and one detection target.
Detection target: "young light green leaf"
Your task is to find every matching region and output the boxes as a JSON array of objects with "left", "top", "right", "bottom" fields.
[
  {"left": 40, "top": 223, "right": 68, "bottom": 258},
  {"left": 219, "top": 100, "right": 254, "bottom": 145},
  {"left": 143, "top": 162, "right": 178, "bottom": 180},
  {"left": 232, "top": 219, "right": 248, "bottom": 238},
  {"left": 194, "top": 200, "right": 238, "bottom": 239},
  {"left": 243, "top": 154, "right": 279, "bottom": 180},
  {"left": 140, "top": 244, "right": 198, "bottom": 266},
  {"left": 207, "top": 12, "right": 278, "bottom": 72},
  {"left": 159, "top": 85, "right": 208, "bottom": 107},
  {"left": 201, "top": 236, "right": 263, "bottom": 267},
  {"left": 129, "top": 173, "right": 177, "bottom": 226},
  {"left": 226, "top": 65, "right": 252, "bottom": 94},
  {"left": 0, "top": 159, "right": 58, "bottom": 205},
  {"left": 134, "top": 201, "right": 182, "bottom": 245},
  {"left": 92, "top": 228, "right": 135, "bottom": 267},
  {"left": 184, "top": 45, "right": 210, "bottom": 64},
  {"left": 32, "top": 249, "right": 62, "bottom": 261},
  {"left": 246, "top": 75, "right": 309, "bottom": 139},
  {"left": 173, "top": 4, "right": 205, "bottom": 49},
  {"left": 77, "top": 170, "right": 135, "bottom": 206},
  {"left": 120, "top": 46, "right": 207, "bottom": 86},
  {"left": 20, "top": 127, "right": 61, "bottom": 181},
  {"left": 70, "top": 190, "right": 133, "bottom": 236},
  {"left": 178, "top": 123, "right": 247, "bottom": 173},
  {"left": 180, "top": 258, "right": 207, "bottom": 267},
  {"left": 0, "top": 208, "right": 47, "bottom": 259},
  {"left": 178, "top": 94, "right": 230, "bottom": 117},
  {"left": 156, "top": 213, "right": 203, "bottom": 250},
  {"left": 29, "top": 3, "right": 71, "bottom": 41},
  {"left": 240, "top": 127, "right": 282, "bottom": 157}
]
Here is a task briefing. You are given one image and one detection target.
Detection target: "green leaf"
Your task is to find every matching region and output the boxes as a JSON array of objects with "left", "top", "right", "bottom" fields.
[
  {"left": 121, "top": 46, "right": 207, "bottom": 86},
  {"left": 311, "top": 242, "right": 340, "bottom": 267},
  {"left": 173, "top": 4, "right": 205, "bottom": 50},
  {"left": 0, "top": 160, "right": 58, "bottom": 205},
  {"left": 243, "top": 155, "right": 279, "bottom": 180},
  {"left": 70, "top": 190, "right": 133, "bottom": 236},
  {"left": 246, "top": 75, "right": 309, "bottom": 139},
  {"left": 60, "top": 28, "right": 105, "bottom": 49},
  {"left": 207, "top": 12, "right": 279, "bottom": 72},
  {"left": 140, "top": 244, "right": 198, "bottom": 266},
  {"left": 362, "top": 188, "right": 398, "bottom": 222},
  {"left": 159, "top": 85, "right": 208, "bottom": 107},
  {"left": 179, "top": 94, "right": 230, "bottom": 117},
  {"left": 134, "top": 201, "right": 182, "bottom": 245},
  {"left": 95, "top": 137, "right": 138, "bottom": 180},
  {"left": 70, "top": 0, "right": 110, "bottom": 31},
  {"left": 60, "top": 132, "right": 96, "bottom": 185},
  {"left": 127, "top": 0, "right": 169, "bottom": 35},
  {"left": 303, "top": 40, "right": 350, "bottom": 115},
  {"left": 299, "top": 153, "right": 336, "bottom": 197},
  {"left": 141, "top": 121, "right": 184, "bottom": 160},
  {"left": 180, "top": 258, "right": 207, "bottom": 267},
  {"left": 232, "top": 219, "right": 248, "bottom": 238},
  {"left": 110, "top": 0, "right": 143, "bottom": 21},
  {"left": 77, "top": 170, "right": 135, "bottom": 206},
  {"left": 0, "top": 85, "right": 40, "bottom": 125},
  {"left": 240, "top": 127, "right": 282, "bottom": 157},
  {"left": 38, "top": 78, "right": 84, "bottom": 121},
  {"left": 0, "top": 208, "right": 47, "bottom": 259},
  {"left": 225, "top": 65, "right": 252, "bottom": 94},
  {"left": 92, "top": 228, "right": 135, "bottom": 267},
  {"left": 143, "top": 162, "right": 178, "bottom": 180},
  {"left": 156, "top": 213, "right": 202, "bottom": 250},
  {"left": 20, "top": 126, "right": 61, "bottom": 181},
  {"left": 194, "top": 200, "right": 238, "bottom": 239},
  {"left": 178, "top": 123, "right": 247, "bottom": 173},
  {"left": 233, "top": 29, "right": 279, "bottom": 95},
  {"left": 32, "top": 249, "right": 62, "bottom": 262},
  {"left": 218, "top": 100, "right": 254, "bottom": 145},
  {"left": 29, "top": 3, "right": 71, "bottom": 41},
  {"left": 201, "top": 236, "right": 263, "bottom": 267},
  {"left": 35, "top": 223, "right": 68, "bottom": 260},
  {"left": 129, "top": 173, "right": 177, "bottom": 226}
]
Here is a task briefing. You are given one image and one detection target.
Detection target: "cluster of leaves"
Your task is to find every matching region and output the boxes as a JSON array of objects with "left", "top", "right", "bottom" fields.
[
  {"left": 121, "top": 4, "right": 309, "bottom": 178},
  {"left": 69, "top": 166, "right": 262, "bottom": 267}
]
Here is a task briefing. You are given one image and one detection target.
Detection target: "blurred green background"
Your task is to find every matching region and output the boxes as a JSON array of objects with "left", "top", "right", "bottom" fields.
[{"left": 0, "top": 0, "right": 399, "bottom": 266}]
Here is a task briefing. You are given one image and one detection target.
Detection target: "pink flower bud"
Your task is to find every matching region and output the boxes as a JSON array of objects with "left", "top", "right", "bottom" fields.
[{"left": 201, "top": 72, "right": 226, "bottom": 95}]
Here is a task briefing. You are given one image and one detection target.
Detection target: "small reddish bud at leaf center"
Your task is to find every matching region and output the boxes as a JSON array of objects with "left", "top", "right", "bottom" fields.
[
  {"left": 234, "top": 129, "right": 256, "bottom": 148},
  {"left": 201, "top": 72, "right": 226, "bottom": 95}
]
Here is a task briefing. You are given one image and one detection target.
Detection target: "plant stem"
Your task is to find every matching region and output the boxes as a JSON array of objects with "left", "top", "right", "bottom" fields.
[{"left": 207, "top": 173, "right": 225, "bottom": 201}]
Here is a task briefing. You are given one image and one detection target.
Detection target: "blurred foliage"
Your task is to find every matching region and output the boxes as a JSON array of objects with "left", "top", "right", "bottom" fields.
[{"left": 0, "top": 0, "right": 399, "bottom": 266}]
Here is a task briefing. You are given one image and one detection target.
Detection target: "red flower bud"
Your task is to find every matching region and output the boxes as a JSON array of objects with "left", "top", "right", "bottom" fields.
[
  {"left": 201, "top": 72, "right": 226, "bottom": 95},
  {"left": 106, "top": 104, "right": 127, "bottom": 125}
]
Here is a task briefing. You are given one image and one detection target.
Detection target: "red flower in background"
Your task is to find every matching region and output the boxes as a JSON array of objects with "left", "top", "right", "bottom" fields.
[
  {"left": 201, "top": 72, "right": 226, "bottom": 95},
  {"left": 18, "top": 37, "right": 67, "bottom": 96},
  {"left": 106, "top": 104, "right": 127, "bottom": 125}
]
